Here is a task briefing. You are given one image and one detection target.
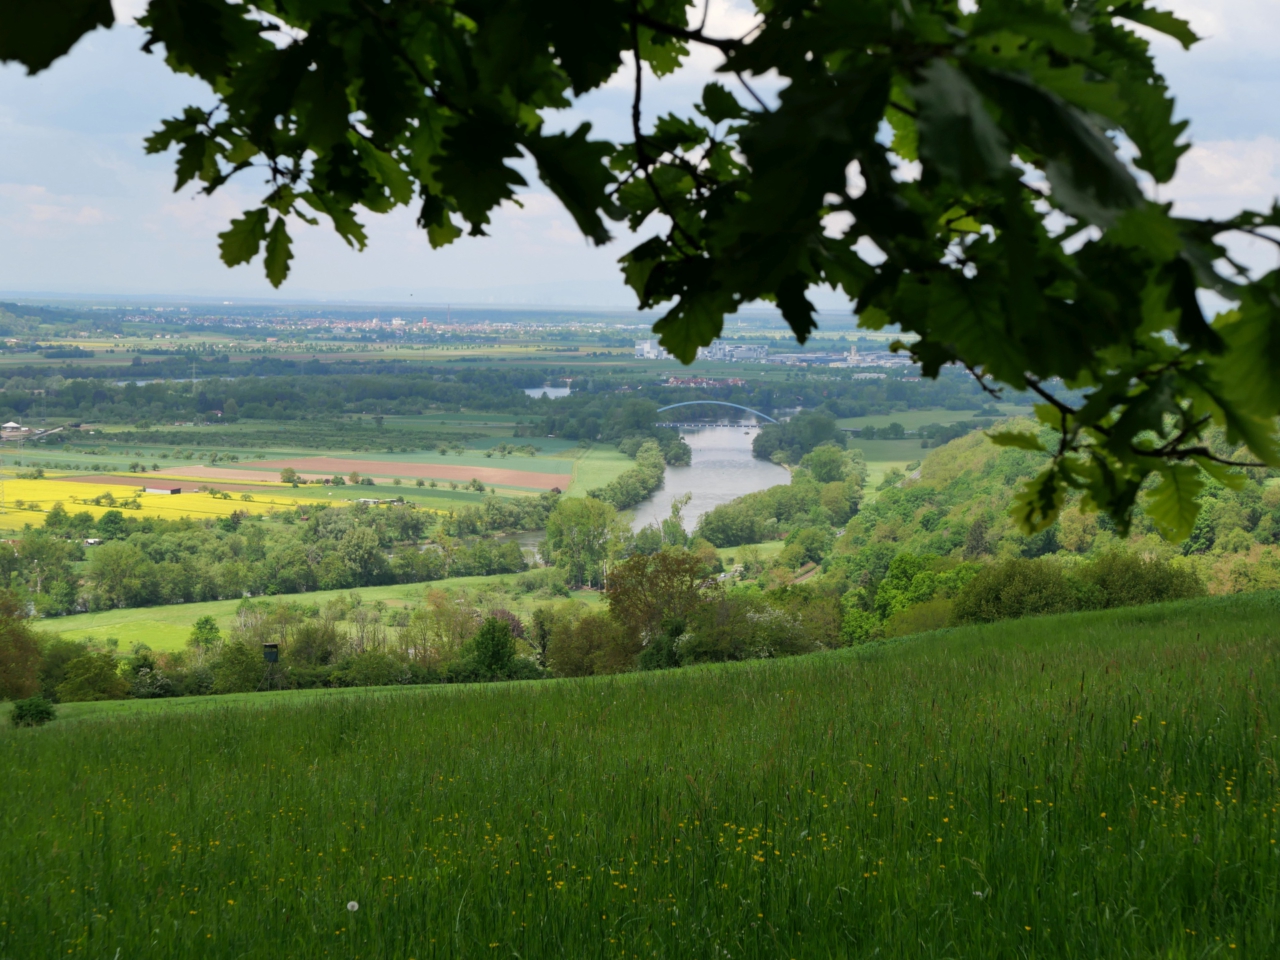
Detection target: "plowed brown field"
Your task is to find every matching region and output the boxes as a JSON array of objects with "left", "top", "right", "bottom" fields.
[
  {"left": 54, "top": 474, "right": 278, "bottom": 494},
  {"left": 157, "top": 458, "right": 568, "bottom": 490}
]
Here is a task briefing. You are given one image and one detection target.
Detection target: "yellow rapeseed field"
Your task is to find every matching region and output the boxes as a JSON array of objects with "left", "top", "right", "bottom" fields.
[{"left": 0, "top": 476, "right": 306, "bottom": 527}]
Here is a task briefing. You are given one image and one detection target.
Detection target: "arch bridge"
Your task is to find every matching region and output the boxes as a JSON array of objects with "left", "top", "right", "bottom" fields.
[{"left": 655, "top": 401, "right": 778, "bottom": 424}]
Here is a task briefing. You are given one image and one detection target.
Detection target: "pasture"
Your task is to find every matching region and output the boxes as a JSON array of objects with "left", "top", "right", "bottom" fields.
[
  {"left": 36, "top": 571, "right": 607, "bottom": 653},
  {"left": 3, "top": 592, "right": 1278, "bottom": 958},
  {"left": 836, "top": 403, "right": 1034, "bottom": 432}
]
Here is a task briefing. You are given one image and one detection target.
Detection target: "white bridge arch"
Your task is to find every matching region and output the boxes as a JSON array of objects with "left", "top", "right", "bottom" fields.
[{"left": 655, "top": 401, "right": 778, "bottom": 424}]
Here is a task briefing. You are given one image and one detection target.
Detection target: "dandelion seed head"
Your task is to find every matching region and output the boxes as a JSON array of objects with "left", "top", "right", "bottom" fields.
[{"left": 347, "top": 901, "right": 359, "bottom": 912}]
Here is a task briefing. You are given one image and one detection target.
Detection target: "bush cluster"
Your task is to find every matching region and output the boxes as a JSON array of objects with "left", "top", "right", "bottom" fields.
[
  {"left": 835, "top": 552, "right": 1204, "bottom": 642},
  {"left": 9, "top": 696, "right": 56, "bottom": 727},
  {"left": 951, "top": 553, "right": 1204, "bottom": 625},
  {"left": 752, "top": 411, "right": 846, "bottom": 465}
]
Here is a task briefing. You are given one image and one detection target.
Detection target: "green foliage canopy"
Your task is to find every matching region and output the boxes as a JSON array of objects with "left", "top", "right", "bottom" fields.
[{"left": 6, "top": 1, "right": 1280, "bottom": 537}]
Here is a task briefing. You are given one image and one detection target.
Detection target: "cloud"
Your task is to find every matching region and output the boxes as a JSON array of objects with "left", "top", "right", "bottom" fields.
[
  {"left": 1167, "top": 136, "right": 1280, "bottom": 218},
  {"left": 2, "top": 0, "right": 1277, "bottom": 305},
  {"left": 1165, "top": 135, "right": 1280, "bottom": 287},
  {"left": 0, "top": 183, "right": 109, "bottom": 232},
  {"left": 110, "top": 0, "right": 149, "bottom": 25}
]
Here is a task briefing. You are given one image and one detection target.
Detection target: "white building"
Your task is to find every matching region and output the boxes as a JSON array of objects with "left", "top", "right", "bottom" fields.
[
  {"left": 695, "top": 341, "right": 769, "bottom": 361},
  {"left": 828, "top": 345, "right": 860, "bottom": 368},
  {"left": 635, "top": 339, "right": 672, "bottom": 360}
]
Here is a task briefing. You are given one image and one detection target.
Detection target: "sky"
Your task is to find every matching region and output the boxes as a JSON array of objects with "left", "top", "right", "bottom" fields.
[{"left": 0, "top": 1, "right": 1277, "bottom": 309}]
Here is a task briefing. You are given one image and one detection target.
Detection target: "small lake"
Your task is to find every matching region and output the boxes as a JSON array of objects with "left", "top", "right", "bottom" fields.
[
  {"left": 632, "top": 425, "right": 789, "bottom": 533},
  {"left": 524, "top": 386, "right": 571, "bottom": 399}
]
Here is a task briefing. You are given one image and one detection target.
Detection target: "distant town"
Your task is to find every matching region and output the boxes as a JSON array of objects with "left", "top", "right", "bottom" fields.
[{"left": 635, "top": 339, "right": 916, "bottom": 368}]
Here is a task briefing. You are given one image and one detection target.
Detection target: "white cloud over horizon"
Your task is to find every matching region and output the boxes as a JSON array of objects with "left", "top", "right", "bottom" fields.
[{"left": 0, "top": 1, "right": 1277, "bottom": 310}]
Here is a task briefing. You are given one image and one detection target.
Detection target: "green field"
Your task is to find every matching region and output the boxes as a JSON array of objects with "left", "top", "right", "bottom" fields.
[
  {"left": 38, "top": 542, "right": 781, "bottom": 652},
  {"left": 4, "top": 592, "right": 1278, "bottom": 958},
  {"left": 836, "top": 403, "right": 1035, "bottom": 431},
  {"left": 565, "top": 445, "right": 635, "bottom": 496},
  {"left": 840, "top": 437, "right": 925, "bottom": 487},
  {"left": 37, "top": 573, "right": 604, "bottom": 653}
]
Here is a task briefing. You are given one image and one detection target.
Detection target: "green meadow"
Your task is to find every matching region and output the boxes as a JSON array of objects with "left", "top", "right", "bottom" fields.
[
  {"left": 36, "top": 540, "right": 779, "bottom": 654},
  {"left": 3, "top": 592, "right": 1278, "bottom": 958},
  {"left": 37, "top": 574, "right": 606, "bottom": 653},
  {"left": 835, "top": 403, "right": 1035, "bottom": 432},
  {"left": 565, "top": 445, "right": 635, "bottom": 496}
]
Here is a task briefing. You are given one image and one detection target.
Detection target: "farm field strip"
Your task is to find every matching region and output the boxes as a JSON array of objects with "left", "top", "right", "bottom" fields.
[
  {"left": 52, "top": 474, "right": 291, "bottom": 495},
  {"left": 274, "top": 451, "right": 578, "bottom": 473},
  {"left": 249, "top": 457, "right": 569, "bottom": 489},
  {"left": 0, "top": 472, "right": 544, "bottom": 531},
  {"left": 835, "top": 404, "right": 1035, "bottom": 431},
  {"left": 0, "top": 479, "right": 302, "bottom": 522},
  {"left": 113, "top": 452, "right": 575, "bottom": 486}
]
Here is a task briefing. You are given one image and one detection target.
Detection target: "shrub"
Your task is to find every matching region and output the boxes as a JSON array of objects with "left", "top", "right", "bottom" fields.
[
  {"left": 445, "top": 658, "right": 491, "bottom": 684},
  {"left": 130, "top": 668, "right": 180, "bottom": 699},
  {"left": 638, "top": 618, "right": 685, "bottom": 671},
  {"left": 952, "top": 558, "right": 1077, "bottom": 624},
  {"left": 188, "top": 615, "right": 221, "bottom": 650},
  {"left": 506, "top": 658, "right": 545, "bottom": 681},
  {"left": 546, "top": 611, "right": 628, "bottom": 677},
  {"left": 678, "top": 596, "right": 757, "bottom": 663},
  {"left": 405, "top": 662, "right": 443, "bottom": 685},
  {"left": 0, "top": 593, "right": 43, "bottom": 701},
  {"left": 211, "top": 641, "right": 266, "bottom": 694},
  {"left": 881, "top": 598, "right": 954, "bottom": 638},
  {"left": 953, "top": 554, "right": 1206, "bottom": 627},
  {"left": 183, "top": 666, "right": 215, "bottom": 696},
  {"left": 738, "top": 604, "right": 814, "bottom": 659},
  {"left": 38, "top": 638, "right": 88, "bottom": 701},
  {"left": 469, "top": 617, "right": 516, "bottom": 678},
  {"left": 10, "top": 696, "right": 56, "bottom": 727},
  {"left": 840, "top": 603, "right": 880, "bottom": 644},
  {"left": 695, "top": 502, "right": 766, "bottom": 548},
  {"left": 765, "top": 585, "right": 842, "bottom": 652},
  {"left": 1071, "top": 552, "right": 1204, "bottom": 609},
  {"left": 336, "top": 651, "right": 408, "bottom": 687},
  {"left": 661, "top": 437, "right": 692, "bottom": 466},
  {"left": 752, "top": 411, "right": 842, "bottom": 464},
  {"left": 56, "top": 653, "right": 130, "bottom": 702},
  {"left": 288, "top": 620, "right": 344, "bottom": 666}
]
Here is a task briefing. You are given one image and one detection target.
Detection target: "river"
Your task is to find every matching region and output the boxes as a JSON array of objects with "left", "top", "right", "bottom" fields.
[{"left": 631, "top": 425, "right": 789, "bottom": 533}]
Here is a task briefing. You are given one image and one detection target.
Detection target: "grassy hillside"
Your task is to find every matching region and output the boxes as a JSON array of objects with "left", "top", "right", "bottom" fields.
[{"left": 3, "top": 592, "right": 1278, "bottom": 958}]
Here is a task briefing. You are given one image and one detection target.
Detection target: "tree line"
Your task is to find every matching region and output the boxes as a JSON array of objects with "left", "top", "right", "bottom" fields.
[
  {"left": 2, "top": 535, "right": 1209, "bottom": 724},
  {"left": 1, "top": 499, "right": 535, "bottom": 616}
]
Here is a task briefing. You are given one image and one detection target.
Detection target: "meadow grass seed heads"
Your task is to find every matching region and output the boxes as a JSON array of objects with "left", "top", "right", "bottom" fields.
[{"left": 0, "top": 592, "right": 1278, "bottom": 957}]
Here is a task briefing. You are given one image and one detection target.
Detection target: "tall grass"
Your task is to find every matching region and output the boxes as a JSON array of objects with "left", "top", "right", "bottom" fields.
[{"left": 3, "top": 593, "right": 1278, "bottom": 958}]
